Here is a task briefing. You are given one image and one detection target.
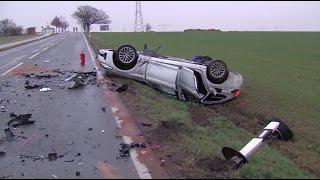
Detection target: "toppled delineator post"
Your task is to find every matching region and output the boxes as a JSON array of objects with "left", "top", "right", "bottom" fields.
[{"left": 222, "top": 117, "right": 293, "bottom": 170}]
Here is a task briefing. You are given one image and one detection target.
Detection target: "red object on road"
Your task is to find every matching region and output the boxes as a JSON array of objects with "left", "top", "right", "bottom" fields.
[{"left": 80, "top": 51, "right": 86, "bottom": 65}]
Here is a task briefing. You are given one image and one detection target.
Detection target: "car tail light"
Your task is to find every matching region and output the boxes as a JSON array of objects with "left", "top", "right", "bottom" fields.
[{"left": 231, "top": 89, "right": 240, "bottom": 96}]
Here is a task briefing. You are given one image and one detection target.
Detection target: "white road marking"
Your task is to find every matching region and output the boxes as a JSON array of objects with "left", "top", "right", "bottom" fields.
[
  {"left": 110, "top": 106, "right": 152, "bottom": 179},
  {"left": 1, "top": 55, "right": 27, "bottom": 70},
  {"left": 28, "top": 52, "right": 41, "bottom": 59},
  {"left": 1, "top": 62, "right": 23, "bottom": 76},
  {"left": 42, "top": 47, "right": 49, "bottom": 51},
  {"left": 83, "top": 33, "right": 153, "bottom": 178},
  {"left": 123, "top": 136, "right": 152, "bottom": 179},
  {"left": 82, "top": 32, "right": 98, "bottom": 69}
]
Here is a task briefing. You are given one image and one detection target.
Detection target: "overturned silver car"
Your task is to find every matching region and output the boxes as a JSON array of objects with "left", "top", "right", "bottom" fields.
[{"left": 98, "top": 44, "right": 243, "bottom": 104}]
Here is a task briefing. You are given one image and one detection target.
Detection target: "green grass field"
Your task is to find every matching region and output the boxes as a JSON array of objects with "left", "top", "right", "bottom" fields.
[{"left": 89, "top": 32, "right": 320, "bottom": 178}]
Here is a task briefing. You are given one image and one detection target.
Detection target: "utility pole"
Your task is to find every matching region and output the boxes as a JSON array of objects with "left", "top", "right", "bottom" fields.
[{"left": 134, "top": 1, "right": 144, "bottom": 32}]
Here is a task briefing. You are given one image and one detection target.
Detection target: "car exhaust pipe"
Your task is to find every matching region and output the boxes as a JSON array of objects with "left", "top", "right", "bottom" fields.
[{"left": 222, "top": 117, "right": 293, "bottom": 170}]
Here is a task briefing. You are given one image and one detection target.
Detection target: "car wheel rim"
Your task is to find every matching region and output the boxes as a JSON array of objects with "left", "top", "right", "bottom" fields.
[
  {"left": 119, "top": 47, "right": 135, "bottom": 63},
  {"left": 210, "top": 62, "right": 225, "bottom": 78}
]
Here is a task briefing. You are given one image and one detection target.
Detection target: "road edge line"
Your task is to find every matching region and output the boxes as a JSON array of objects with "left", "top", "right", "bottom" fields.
[{"left": 82, "top": 32, "right": 153, "bottom": 179}]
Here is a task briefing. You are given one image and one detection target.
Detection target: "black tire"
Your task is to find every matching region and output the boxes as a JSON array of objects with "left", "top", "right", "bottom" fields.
[
  {"left": 206, "top": 60, "right": 229, "bottom": 84},
  {"left": 113, "top": 45, "right": 138, "bottom": 70}
]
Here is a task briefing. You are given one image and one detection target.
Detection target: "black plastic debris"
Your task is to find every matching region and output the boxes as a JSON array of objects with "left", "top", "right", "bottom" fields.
[
  {"left": 130, "top": 142, "right": 147, "bottom": 149},
  {"left": 7, "top": 114, "right": 34, "bottom": 128},
  {"left": 23, "top": 73, "right": 58, "bottom": 79},
  {"left": 10, "top": 112, "right": 17, "bottom": 117},
  {"left": 119, "top": 143, "right": 131, "bottom": 157},
  {"left": 88, "top": 128, "right": 93, "bottom": 131},
  {"left": 101, "top": 106, "right": 106, "bottom": 112},
  {"left": 48, "top": 153, "right": 58, "bottom": 161},
  {"left": 116, "top": 84, "right": 128, "bottom": 93},
  {"left": 75, "top": 171, "right": 80, "bottom": 176},
  {"left": 35, "top": 74, "right": 58, "bottom": 79},
  {"left": 5, "top": 128, "right": 15, "bottom": 141},
  {"left": 119, "top": 142, "right": 147, "bottom": 157},
  {"left": 0, "top": 147, "right": 6, "bottom": 157},
  {"left": 25, "top": 82, "right": 41, "bottom": 89},
  {"left": 141, "top": 123, "right": 152, "bottom": 127}
]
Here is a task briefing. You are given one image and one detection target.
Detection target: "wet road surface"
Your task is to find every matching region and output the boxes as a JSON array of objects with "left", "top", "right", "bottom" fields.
[{"left": 0, "top": 33, "right": 139, "bottom": 178}]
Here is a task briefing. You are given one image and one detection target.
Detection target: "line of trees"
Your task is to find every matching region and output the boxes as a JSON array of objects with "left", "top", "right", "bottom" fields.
[
  {"left": 0, "top": 18, "right": 23, "bottom": 36},
  {"left": 50, "top": 16, "right": 69, "bottom": 33}
]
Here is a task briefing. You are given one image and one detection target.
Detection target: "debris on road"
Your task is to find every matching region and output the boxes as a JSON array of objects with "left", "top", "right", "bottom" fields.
[
  {"left": 0, "top": 105, "right": 6, "bottom": 112},
  {"left": 35, "top": 74, "right": 58, "bottom": 79},
  {"left": 5, "top": 128, "right": 15, "bottom": 141},
  {"left": 75, "top": 171, "right": 80, "bottom": 176},
  {"left": 141, "top": 123, "right": 152, "bottom": 127},
  {"left": 48, "top": 153, "right": 58, "bottom": 161},
  {"left": 7, "top": 114, "right": 34, "bottom": 128},
  {"left": 0, "top": 147, "right": 6, "bottom": 157},
  {"left": 66, "top": 75, "right": 86, "bottom": 89},
  {"left": 130, "top": 142, "right": 147, "bottom": 148},
  {"left": 119, "top": 142, "right": 147, "bottom": 157},
  {"left": 18, "top": 153, "right": 64, "bottom": 161},
  {"left": 116, "top": 84, "right": 128, "bottom": 93},
  {"left": 45, "top": 60, "right": 50, "bottom": 63},
  {"left": 52, "top": 174, "right": 58, "bottom": 178},
  {"left": 88, "top": 128, "right": 93, "bottom": 131},
  {"left": 64, "top": 159, "right": 74, "bottom": 162},
  {"left": 25, "top": 84, "right": 41, "bottom": 89},
  {"left": 40, "top": 87, "right": 52, "bottom": 92},
  {"left": 119, "top": 143, "right": 131, "bottom": 157},
  {"left": 102, "top": 106, "right": 106, "bottom": 112}
]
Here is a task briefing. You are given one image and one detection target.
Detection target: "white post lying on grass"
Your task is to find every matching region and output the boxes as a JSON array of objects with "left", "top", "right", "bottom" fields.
[{"left": 222, "top": 118, "right": 293, "bottom": 169}]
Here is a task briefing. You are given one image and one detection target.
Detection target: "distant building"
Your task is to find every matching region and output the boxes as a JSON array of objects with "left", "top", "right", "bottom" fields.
[
  {"left": 27, "top": 27, "right": 37, "bottom": 35},
  {"left": 90, "top": 24, "right": 110, "bottom": 32},
  {"left": 43, "top": 27, "right": 55, "bottom": 34}
]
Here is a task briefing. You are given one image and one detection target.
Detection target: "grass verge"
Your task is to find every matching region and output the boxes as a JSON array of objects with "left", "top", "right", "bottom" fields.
[{"left": 87, "top": 32, "right": 319, "bottom": 178}]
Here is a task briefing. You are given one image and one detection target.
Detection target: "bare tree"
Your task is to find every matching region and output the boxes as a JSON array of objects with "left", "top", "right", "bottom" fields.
[
  {"left": 59, "top": 16, "right": 69, "bottom": 33},
  {"left": 51, "top": 16, "right": 61, "bottom": 33},
  {"left": 145, "top": 23, "right": 152, "bottom": 32},
  {"left": 72, "top": 5, "right": 111, "bottom": 32},
  {"left": 0, "top": 18, "right": 23, "bottom": 36}
]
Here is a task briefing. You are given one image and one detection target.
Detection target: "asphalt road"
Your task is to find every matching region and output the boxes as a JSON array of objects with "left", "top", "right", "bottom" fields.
[{"left": 0, "top": 33, "right": 139, "bottom": 179}]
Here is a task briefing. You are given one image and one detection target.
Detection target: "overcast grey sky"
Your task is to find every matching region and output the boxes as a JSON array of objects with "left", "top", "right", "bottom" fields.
[{"left": 1, "top": 1, "right": 320, "bottom": 32}]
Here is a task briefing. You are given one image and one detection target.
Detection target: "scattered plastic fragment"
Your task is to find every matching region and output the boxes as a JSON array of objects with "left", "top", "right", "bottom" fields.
[
  {"left": 116, "top": 84, "right": 128, "bottom": 93},
  {"left": 48, "top": 153, "right": 58, "bottom": 161},
  {"left": 7, "top": 114, "right": 34, "bottom": 128},
  {"left": 5, "top": 128, "right": 15, "bottom": 141},
  {"left": 40, "top": 88, "right": 52, "bottom": 92}
]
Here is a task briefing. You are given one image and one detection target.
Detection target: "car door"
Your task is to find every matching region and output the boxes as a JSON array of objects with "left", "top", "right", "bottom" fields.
[
  {"left": 176, "top": 67, "right": 202, "bottom": 99},
  {"left": 145, "top": 60, "right": 178, "bottom": 91}
]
